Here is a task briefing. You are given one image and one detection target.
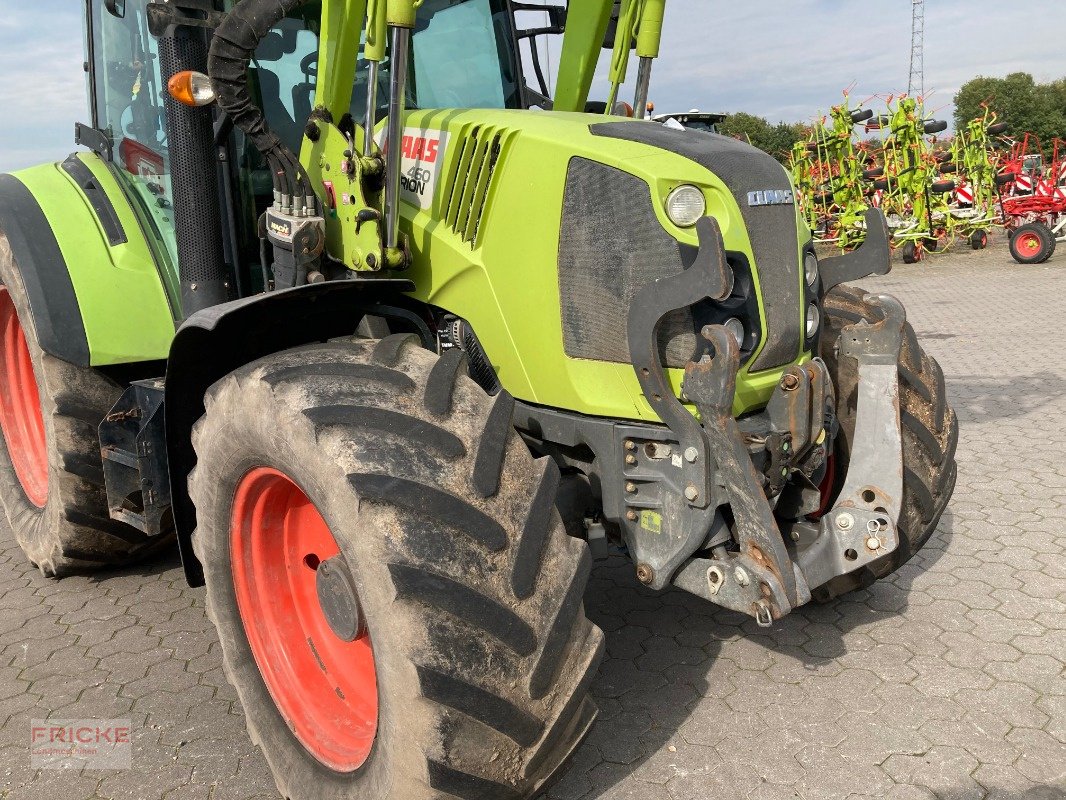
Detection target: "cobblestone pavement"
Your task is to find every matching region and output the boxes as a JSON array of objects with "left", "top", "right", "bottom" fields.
[{"left": 1, "top": 242, "right": 1064, "bottom": 800}]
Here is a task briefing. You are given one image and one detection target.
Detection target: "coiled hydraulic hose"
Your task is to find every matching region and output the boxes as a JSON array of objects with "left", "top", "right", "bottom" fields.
[{"left": 207, "top": 0, "right": 313, "bottom": 212}]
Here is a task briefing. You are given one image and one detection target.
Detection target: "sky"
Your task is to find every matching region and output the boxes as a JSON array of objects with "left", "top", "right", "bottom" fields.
[{"left": 0, "top": 1, "right": 1061, "bottom": 173}]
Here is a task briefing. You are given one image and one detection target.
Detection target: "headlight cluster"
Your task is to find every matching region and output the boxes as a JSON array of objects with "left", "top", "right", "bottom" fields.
[
  {"left": 804, "top": 250, "right": 820, "bottom": 341},
  {"left": 665, "top": 185, "right": 706, "bottom": 228},
  {"left": 804, "top": 252, "right": 819, "bottom": 286}
]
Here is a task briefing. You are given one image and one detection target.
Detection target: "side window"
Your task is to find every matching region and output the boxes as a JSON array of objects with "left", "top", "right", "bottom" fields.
[
  {"left": 410, "top": 0, "right": 512, "bottom": 110},
  {"left": 351, "top": 0, "right": 522, "bottom": 123},
  {"left": 89, "top": 0, "right": 176, "bottom": 260},
  {"left": 248, "top": 15, "right": 321, "bottom": 154}
]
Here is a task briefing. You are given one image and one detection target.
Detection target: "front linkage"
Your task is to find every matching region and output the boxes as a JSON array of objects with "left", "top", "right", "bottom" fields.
[{"left": 626, "top": 210, "right": 905, "bottom": 625}]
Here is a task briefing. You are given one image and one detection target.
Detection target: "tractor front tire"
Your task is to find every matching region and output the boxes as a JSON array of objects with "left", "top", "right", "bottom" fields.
[
  {"left": 815, "top": 285, "right": 958, "bottom": 600},
  {"left": 0, "top": 235, "right": 168, "bottom": 576},
  {"left": 189, "top": 335, "right": 604, "bottom": 800}
]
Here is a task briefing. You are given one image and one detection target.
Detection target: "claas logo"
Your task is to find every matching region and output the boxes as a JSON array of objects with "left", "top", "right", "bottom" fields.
[{"left": 401, "top": 135, "right": 440, "bottom": 164}]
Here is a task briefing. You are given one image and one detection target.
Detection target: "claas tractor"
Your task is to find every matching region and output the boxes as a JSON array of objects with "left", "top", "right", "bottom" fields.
[{"left": 0, "top": 1, "right": 958, "bottom": 797}]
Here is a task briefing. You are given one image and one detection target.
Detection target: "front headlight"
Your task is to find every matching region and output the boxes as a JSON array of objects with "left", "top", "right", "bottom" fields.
[
  {"left": 665, "top": 185, "right": 706, "bottom": 227},
  {"left": 804, "top": 251, "right": 819, "bottom": 285},
  {"left": 806, "top": 303, "right": 821, "bottom": 338}
]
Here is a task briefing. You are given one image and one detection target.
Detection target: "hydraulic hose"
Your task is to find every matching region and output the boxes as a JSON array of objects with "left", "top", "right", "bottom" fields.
[{"left": 208, "top": 0, "right": 313, "bottom": 211}]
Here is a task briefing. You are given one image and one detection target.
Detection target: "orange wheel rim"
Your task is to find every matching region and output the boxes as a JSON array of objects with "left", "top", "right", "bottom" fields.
[
  {"left": 0, "top": 287, "right": 47, "bottom": 507},
  {"left": 230, "top": 467, "right": 378, "bottom": 771}
]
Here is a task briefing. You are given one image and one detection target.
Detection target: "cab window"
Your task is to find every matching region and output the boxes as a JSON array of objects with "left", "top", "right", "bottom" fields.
[
  {"left": 351, "top": 0, "right": 523, "bottom": 124},
  {"left": 89, "top": 0, "right": 176, "bottom": 263}
]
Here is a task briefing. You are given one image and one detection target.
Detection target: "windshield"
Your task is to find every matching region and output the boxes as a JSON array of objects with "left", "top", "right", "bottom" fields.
[{"left": 351, "top": 0, "right": 522, "bottom": 123}]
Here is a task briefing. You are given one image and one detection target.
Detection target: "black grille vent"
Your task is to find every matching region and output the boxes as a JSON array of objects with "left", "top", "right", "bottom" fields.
[
  {"left": 558, "top": 158, "right": 696, "bottom": 368},
  {"left": 443, "top": 126, "right": 510, "bottom": 247}
]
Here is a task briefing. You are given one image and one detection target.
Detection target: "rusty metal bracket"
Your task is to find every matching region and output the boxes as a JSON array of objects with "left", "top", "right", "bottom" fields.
[
  {"left": 683, "top": 326, "right": 802, "bottom": 620},
  {"left": 674, "top": 553, "right": 792, "bottom": 627},
  {"left": 819, "top": 209, "right": 892, "bottom": 293},
  {"left": 796, "top": 293, "right": 906, "bottom": 589},
  {"left": 625, "top": 215, "right": 733, "bottom": 510}
]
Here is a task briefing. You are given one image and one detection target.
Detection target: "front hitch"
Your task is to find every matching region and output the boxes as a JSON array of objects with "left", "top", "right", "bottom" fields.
[
  {"left": 678, "top": 326, "right": 803, "bottom": 624},
  {"left": 622, "top": 213, "right": 907, "bottom": 626},
  {"left": 793, "top": 293, "right": 906, "bottom": 588}
]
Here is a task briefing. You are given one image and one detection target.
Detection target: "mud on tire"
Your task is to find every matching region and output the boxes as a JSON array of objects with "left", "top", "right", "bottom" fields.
[
  {"left": 0, "top": 234, "right": 170, "bottom": 576},
  {"left": 189, "top": 334, "right": 605, "bottom": 800},
  {"left": 816, "top": 285, "right": 959, "bottom": 599}
]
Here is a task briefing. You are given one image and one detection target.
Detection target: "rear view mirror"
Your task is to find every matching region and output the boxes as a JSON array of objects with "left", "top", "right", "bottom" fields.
[{"left": 105, "top": 0, "right": 126, "bottom": 18}]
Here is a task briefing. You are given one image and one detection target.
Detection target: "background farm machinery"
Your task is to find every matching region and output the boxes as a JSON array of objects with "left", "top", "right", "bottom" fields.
[
  {"left": 791, "top": 97, "right": 1012, "bottom": 262},
  {"left": 998, "top": 134, "right": 1066, "bottom": 263}
]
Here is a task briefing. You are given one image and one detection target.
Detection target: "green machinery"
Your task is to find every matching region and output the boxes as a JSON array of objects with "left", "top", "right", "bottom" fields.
[
  {"left": 0, "top": 1, "right": 958, "bottom": 797},
  {"left": 795, "top": 96, "right": 877, "bottom": 250}
]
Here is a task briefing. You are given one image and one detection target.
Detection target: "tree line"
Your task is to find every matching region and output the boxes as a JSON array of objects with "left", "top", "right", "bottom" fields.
[{"left": 713, "top": 72, "right": 1066, "bottom": 163}]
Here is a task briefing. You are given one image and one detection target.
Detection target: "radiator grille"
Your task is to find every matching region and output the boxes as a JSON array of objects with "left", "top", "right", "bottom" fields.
[
  {"left": 558, "top": 158, "right": 696, "bottom": 368},
  {"left": 443, "top": 126, "right": 509, "bottom": 247}
]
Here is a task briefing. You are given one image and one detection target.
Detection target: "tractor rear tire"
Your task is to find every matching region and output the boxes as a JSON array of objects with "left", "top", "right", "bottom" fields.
[
  {"left": 815, "top": 285, "right": 958, "bottom": 600},
  {"left": 1009, "top": 223, "right": 1055, "bottom": 264},
  {"left": 0, "top": 235, "right": 170, "bottom": 576},
  {"left": 189, "top": 335, "right": 604, "bottom": 800}
]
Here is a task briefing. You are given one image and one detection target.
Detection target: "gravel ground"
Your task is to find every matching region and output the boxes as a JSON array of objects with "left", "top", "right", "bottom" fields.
[{"left": 1, "top": 237, "right": 1063, "bottom": 800}]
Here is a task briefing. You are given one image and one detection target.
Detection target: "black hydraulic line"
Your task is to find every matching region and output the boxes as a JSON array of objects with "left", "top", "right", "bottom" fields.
[{"left": 207, "top": 0, "right": 311, "bottom": 207}]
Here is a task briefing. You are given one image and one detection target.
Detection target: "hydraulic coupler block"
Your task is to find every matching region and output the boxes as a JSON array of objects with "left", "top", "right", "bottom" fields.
[{"left": 264, "top": 209, "right": 326, "bottom": 290}]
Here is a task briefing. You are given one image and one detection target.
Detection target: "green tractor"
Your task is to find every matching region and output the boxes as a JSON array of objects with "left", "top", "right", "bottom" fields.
[{"left": 0, "top": 0, "right": 957, "bottom": 797}]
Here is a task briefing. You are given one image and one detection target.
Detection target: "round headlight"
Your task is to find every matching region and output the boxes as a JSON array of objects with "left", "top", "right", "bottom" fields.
[
  {"left": 724, "top": 317, "right": 745, "bottom": 349},
  {"left": 666, "top": 185, "right": 706, "bottom": 227},
  {"left": 806, "top": 303, "right": 821, "bottom": 339},
  {"left": 804, "top": 251, "right": 819, "bottom": 285}
]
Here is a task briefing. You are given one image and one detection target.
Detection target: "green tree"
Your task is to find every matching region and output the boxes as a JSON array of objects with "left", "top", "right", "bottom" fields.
[
  {"left": 719, "top": 113, "right": 805, "bottom": 163},
  {"left": 954, "top": 72, "right": 1066, "bottom": 145}
]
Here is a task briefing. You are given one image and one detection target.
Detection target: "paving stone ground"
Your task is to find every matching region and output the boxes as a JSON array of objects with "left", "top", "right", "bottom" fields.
[{"left": 1, "top": 240, "right": 1064, "bottom": 800}]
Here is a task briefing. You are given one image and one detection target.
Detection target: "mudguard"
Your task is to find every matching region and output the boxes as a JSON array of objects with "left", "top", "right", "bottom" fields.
[
  {"left": 163, "top": 279, "right": 429, "bottom": 585},
  {"left": 0, "top": 151, "right": 177, "bottom": 366}
]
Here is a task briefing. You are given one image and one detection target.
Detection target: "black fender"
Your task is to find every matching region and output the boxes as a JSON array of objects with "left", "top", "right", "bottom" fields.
[{"left": 165, "top": 279, "right": 433, "bottom": 585}]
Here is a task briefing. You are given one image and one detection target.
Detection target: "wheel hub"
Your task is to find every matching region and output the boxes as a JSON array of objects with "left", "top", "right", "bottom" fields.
[
  {"left": 1019, "top": 233, "right": 1040, "bottom": 253},
  {"left": 316, "top": 556, "right": 365, "bottom": 642}
]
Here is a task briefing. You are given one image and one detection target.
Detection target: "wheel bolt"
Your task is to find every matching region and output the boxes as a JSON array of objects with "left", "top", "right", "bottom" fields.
[
  {"left": 625, "top": 454, "right": 637, "bottom": 465},
  {"left": 684, "top": 447, "right": 699, "bottom": 463},
  {"left": 684, "top": 485, "right": 699, "bottom": 501},
  {"left": 625, "top": 482, "right": 637, "bottom": 493},
  {"left": 734, "top": 566, "right": 751, "bottom": 587},
  {"left": 626, "top": 510, "right": 638, "bottom": 521},
  {"left": 837, "top": 512, "right": 854, "bottom": 530}
]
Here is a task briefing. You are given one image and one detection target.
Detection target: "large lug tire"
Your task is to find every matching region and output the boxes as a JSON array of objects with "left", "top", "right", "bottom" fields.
[
  {"left": 189, "top": 335, "right": 605, "bottom": 800},
  {"left": 815, "top": 285, "right": 959, "bottom": 600},
  {"left": 0, "top": 235, "right": 169, "bottom": 576}
]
